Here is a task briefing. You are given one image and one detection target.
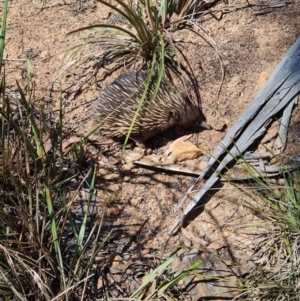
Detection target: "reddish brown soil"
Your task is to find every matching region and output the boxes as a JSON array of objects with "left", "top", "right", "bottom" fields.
[{"left": 4, "top": 0, "right": 300, "bottom": 297}]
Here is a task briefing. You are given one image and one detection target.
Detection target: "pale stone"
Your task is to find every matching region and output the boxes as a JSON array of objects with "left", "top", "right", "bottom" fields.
[
  {"left": 123, "top": 149, "right": 145, "bottom": 163},
  {"left": 120, "top": 163, "right": 134, "bottom": 174}
]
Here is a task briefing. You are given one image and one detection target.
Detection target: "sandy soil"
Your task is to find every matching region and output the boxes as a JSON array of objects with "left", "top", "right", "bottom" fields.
[{"left": 4, "top": 0, "right": 300, "bottom": 298}]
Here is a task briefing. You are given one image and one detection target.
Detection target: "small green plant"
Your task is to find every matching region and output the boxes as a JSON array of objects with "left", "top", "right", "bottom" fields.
[{"left": 129, "top": 247, "right": 202, "bottom": 300}]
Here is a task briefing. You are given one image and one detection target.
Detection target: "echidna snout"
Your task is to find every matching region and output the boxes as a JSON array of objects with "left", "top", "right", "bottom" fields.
[{"left": 93, "top": 70, "right": 210, "bottom": 144}]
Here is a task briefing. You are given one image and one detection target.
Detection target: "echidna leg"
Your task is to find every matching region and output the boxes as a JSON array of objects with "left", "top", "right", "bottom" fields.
[{"left": 131, "top": 138, "right": 146, "bottom": 149}]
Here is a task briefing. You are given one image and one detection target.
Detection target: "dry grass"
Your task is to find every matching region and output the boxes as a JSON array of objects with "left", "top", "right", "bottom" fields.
[
  {"left": 1, "top": 0, "right": 299, "bottom": 300},
  {"left": 231, "top": 160, "right": 300, "bottom": 300},
  {"left": 0, "top": 1, "right": 208, "bottom": 300}
]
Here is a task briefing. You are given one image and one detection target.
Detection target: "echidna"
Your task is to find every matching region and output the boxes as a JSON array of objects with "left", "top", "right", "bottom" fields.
[{"left": 93, "top": 70, "right": 210, "bottom": 146}]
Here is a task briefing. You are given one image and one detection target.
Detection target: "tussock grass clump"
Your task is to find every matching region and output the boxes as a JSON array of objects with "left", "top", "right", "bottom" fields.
[
  {"left": 0, "top": 2, "right": 99, "bottom": 299},
  {"left": 62, "top": 0, "right": 223, "bottom": 81},
  {"left": 0, "top": 65, "right": 96, "bottom": 301},
  {"left": 233, "top": 159, "right": 300, "bottom": 300}
]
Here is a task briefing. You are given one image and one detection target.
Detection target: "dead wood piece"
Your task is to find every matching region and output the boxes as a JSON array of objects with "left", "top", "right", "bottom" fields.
[
  {"left": 274, "top": 95, "right": 298, "bottom": 152},
  {"left": 242, "top": 152, "right": 271, "bottom": 160},
  {"left": 169, "top": 37, "right": 300, "bottom": 235}
]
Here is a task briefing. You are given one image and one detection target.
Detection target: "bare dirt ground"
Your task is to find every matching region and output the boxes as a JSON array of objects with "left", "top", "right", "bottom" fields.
[{"left": 4, "top": 0, "right": 300, "bottom": 298}]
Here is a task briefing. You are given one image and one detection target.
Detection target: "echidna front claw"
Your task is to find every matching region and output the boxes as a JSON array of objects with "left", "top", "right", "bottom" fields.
[{"left": 200, "top": 121, "right": 212, "bottom": 130}]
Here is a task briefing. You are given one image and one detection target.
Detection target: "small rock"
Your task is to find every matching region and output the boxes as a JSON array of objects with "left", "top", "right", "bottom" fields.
[
  {"left": 142, "top": 274, "right": 150, "bottom": 283},
  {"left": 162, "top": 156, "right": 175, "bottom": 165},
  {"left": 139, "top": 154, "right": 162, "bottom": 165},
  {"left": 123, "top": 149, "right": 145, "bottom": 163},
  {"left": 214, "top": 11, "right": 222, "bottom": 20},
  {"left": 101, "top": 155, "right": 109, "bottom": 164},
  {"left": 3, "top": 49, "right": 8, "bottom": 59},
  {"left": 103, "top": 173, "right": 120, "bottom": 181},
  {"left": 183, "top": 237, "right": 193, "bottom": 248},
  {"left": 123, "top": 176, "right": 131, "bottom": 182},
  {"left": 120, "top": 163, "right": 134, "bottom": 174},
  {"left": 247, "top": 260, "right": 257, "bottom": 269},
  {"left": 112, "top": 255, "right": 124, "bottom": 267},
  {"left": 222, "top": 230, "right": 230, "bottom": 238},
  {"left": 107, "top": 206, "right": 120, "bottom": 216},
  {"left": 40, "top": 50, "right": 48, "bottom": 58},
  {"left": 172, "top": 141, "right": 202, "bottom": 162},
  {"left": 98, "top": 168, "right": 107, "bottom": 176},
  {"left": 123, "top": 253, "right": 131, "bottom": 261}
]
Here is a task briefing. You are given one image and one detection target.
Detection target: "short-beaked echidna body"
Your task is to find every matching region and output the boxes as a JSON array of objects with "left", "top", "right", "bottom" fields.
[{"left": 93, "top": 70, "right": 209, "bottom": 145}]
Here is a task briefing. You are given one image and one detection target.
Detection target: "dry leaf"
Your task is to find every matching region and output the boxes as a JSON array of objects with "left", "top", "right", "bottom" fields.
[
  {"left": 43, "top": 136, "right": 52, "bottom": 153},
  {"left": 97, "top": 277, "right": 104, "bottom": 290},
  {"left": 165, "top": 134, "right": 193, "bottom": 156},
  {"left": 171, "top": 141, "right": 202, "bottom": 162},
  {"left": 62, "top": 136, "right": 81, "bottom": 152},
  {"left": 132, "top": 249, "right": 151, "bottom": 260},
  {"left": 207, "top": 242, "right": 224, "bottom": 250}
]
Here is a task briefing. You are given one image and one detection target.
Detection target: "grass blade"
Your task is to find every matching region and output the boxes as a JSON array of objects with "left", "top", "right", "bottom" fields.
[
  {"left": 0, "top": 0, "right": 8, "bottom": 74},
  {"left": 130, "top": 248, "right": 184, "bottom": 298}
]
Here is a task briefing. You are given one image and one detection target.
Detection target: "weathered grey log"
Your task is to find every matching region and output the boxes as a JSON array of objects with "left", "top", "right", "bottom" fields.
[{"left": 169, "top": 37, "right": 300, "bottom": 235}]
